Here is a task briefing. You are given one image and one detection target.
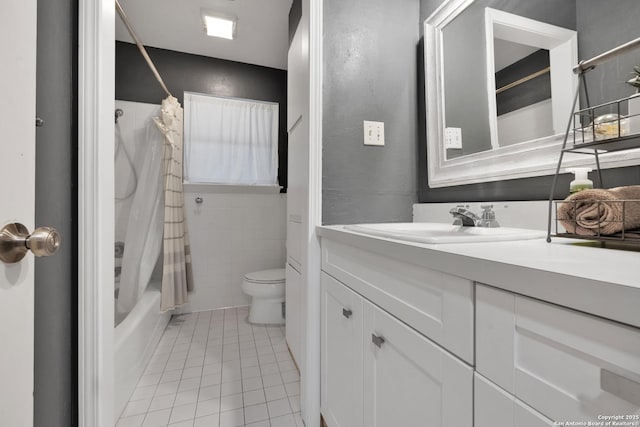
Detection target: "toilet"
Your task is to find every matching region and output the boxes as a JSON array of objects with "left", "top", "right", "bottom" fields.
[{"left": 241, "top": 268, "right": 286, "bottom": 325}]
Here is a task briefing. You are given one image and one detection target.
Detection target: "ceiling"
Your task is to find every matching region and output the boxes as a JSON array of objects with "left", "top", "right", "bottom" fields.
[{"left": 115, "top": 0, "right": 293, "bottom": 70}]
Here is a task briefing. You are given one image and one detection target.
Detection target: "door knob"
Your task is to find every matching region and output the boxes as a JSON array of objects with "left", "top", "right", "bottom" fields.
[{"left": 0, "top": 222, "right": 61, "bottom": 263}]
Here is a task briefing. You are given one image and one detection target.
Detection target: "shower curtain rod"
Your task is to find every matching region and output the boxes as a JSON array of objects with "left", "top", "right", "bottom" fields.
[{"left": 115, "top": 0, "right": 173, "bottom": 98}]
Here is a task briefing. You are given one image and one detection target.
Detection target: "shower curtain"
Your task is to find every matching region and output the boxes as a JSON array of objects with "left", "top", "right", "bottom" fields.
[
  {"left": 117, "top": 116, "right": 165, "bottom": 314},
  {"left": 154, "top": 96, "right": 194, "bottom": 311}
]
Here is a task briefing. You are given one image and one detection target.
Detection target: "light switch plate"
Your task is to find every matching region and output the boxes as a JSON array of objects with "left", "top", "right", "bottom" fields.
[
  {"left": 444, "top": 127, "right": 462, "bottom": 149},
  {"left": 364, "top": 120, "right": 385, "bottom": 146}
]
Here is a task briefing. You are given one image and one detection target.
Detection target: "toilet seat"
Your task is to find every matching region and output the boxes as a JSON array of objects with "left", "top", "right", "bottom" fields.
[
  {"left": 244, "top": 268, "right": 285, "bottom": 284},
  {"left": 241, "top": 268, "right": 286, "bottom": 325}
]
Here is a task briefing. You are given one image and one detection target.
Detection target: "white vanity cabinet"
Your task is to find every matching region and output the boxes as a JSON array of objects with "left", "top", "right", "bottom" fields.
[
  {"left": 476, "top": 284, "right": 640, "bottom": 422},
  {"left": 320, "top": 240, "right": 474, "bottom": 427}
]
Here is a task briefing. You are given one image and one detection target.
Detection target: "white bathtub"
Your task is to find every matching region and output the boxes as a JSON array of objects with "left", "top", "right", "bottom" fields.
[{"left": 114, "top": 283, "right": 170, "bottom": 419}]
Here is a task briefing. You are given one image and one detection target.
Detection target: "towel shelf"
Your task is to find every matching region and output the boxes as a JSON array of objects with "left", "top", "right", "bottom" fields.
[{"left": 547, "top": 38, "right": 640, "bottom": 248}]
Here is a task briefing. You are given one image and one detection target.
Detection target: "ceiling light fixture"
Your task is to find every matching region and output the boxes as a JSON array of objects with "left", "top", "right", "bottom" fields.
[{"left": 202, "top": 11, "right": 237, "bottom": 40}]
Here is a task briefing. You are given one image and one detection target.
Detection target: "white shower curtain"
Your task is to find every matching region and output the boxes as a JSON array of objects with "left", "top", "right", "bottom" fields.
[
  {"left": 155, "top": 96, "right": 194, "bottom": 312},
  {"left": 117, "top": 117, "right": 165, "bottom": 314}
]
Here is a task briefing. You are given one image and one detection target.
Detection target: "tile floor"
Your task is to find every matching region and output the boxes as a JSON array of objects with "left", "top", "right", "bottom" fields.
[{"left": 116, "top": 307, "right": 304, "bottom": 427}]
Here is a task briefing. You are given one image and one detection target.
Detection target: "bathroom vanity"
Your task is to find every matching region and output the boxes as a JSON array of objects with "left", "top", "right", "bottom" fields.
[{"left": 317, "top": 225, "right": 640, "bottom": 427}]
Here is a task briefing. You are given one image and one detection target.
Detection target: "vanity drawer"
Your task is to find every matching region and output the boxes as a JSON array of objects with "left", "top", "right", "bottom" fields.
[
  {"left": 476, "top": 284, "right": 640, "bottom": 422},
  {"left": 475, "top": 373, "right": 554, "bottom": 427},
  {"left": 321, "top": 239, "right": 474, "bottom": 364}
]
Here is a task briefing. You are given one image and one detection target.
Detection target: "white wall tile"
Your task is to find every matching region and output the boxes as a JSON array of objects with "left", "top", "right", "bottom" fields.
[{"left": 184, "top": 190, "right": 286, "bottom": 312}]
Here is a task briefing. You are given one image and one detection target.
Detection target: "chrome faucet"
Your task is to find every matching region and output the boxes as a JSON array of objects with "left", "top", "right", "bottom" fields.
[{"left": 449, "top": 204, "right": 500, "bottom": 227}]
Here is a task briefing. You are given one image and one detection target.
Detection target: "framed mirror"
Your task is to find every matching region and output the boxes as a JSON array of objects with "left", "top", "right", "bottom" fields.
[{"left": 424, "top": 0, "right": 640, "bottom": 188}]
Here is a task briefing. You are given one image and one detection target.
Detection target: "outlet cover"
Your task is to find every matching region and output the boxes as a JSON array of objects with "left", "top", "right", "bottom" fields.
[
  {"left": 363, "top": 120, "right": 385, "bottom": 146},
  {"left": 444, "top": 127, "right": 462, "bottom": 149}
]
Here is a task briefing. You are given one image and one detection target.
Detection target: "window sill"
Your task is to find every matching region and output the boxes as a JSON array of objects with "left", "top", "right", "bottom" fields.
[{"left": 183, "top": 182, "right": 283, "bottom": 195}]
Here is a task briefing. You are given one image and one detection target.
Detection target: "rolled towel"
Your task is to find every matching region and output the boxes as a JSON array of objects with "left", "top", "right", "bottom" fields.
[{"left": 557, "top": 186, "right": 640, "bottom": 236}]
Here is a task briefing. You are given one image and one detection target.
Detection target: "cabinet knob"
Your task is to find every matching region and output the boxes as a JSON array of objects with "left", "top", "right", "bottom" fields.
[
  {"left": 371, "top": 334, "right": 385, "bottom": 348},
  {"left": 342, "top": 308, "right": 352, "bottom": 319}
]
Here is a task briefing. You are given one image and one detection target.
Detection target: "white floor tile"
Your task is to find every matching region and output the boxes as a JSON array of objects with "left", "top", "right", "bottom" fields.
[
  {"left": 284, "top": 382, "right": 299, "bottom": 397},
  {"left": 219, "top": 408, "right": 244, "bottom": 427},
  {"left": 161, "top": 370, "right": 183, "bottom": 384},
  {"left": 264, "top": 385, "right": 287, "bottom": 402},
  {"left": 149, "top": 394, "right": 176, "bottom": 412},
  {"left": 141, "top": 408, "right": 171, "bottom": 427},
  {"left": 193, "top": 414, "right": 220, "bottom": 427},
  {"left": 122, "top": 398, "right": 152, "bottom": 417},
  {"left": 243, "top": 389, "right": 266, "bottom": 407},
  {"left": 270, "top": 413, "right": 297, "bottom": 427},
  {"left": 195, "top": 398, "right": 221, "bottom": 418},
  {"left": 168, "top": 403, "right": 196, "bottom": 424},
  {"left": 178, "top": 377, "right": 201, "bottom": 392},
  {"left": 244, "top": 403, "right": 269, "bottom": 424},
  {"left": 288, "top": 396, "right": 300, "bottom": 413},
  {"left": 201, "top": 373, "right": 222, "bottom": 388},
  {"left": 261, "top": 373, "right": 282, "bottom": 388},
  {"left": 220, "top": 393, "right": 244, "bottom": 412},
  {"left": 293, "top": 412, "right": 304, "bottom": 427},
  {"left": 119, "top": 308, "right": 292, "bottom": 427},
  {"left": 267, "top": 398, "right": 292, "bottom": 418},
  {"left": 280, "top": 370, "right": 299, "bottom": 384},
  {"left": 138, "top": 373, "right": 162, "bottom": 388},
  {"left": 242, "top": 376, "right": 263, "bottom": 392},
  {"left": 131, "top": 385, "right": 157, "bottom": 401},
  {"left": 116, "top": 414, "right": 146, "bottom": 427},
  {"left": 155, "top": 381, "right": 180, "bottom": 397},
  {"left": 173, "top": 389, "right": 199, "bottom": 407},
  {"left": 221, "top": 380, "right": 243, "bottom": 396},
  {"left": 182, "top": 367, "right": 203, "bottom": 380},
  {"left": 198, "top": 385, "right": 222, "bottom": 402},
  {"left": 259, "top": 363, "right": 279, "bottom": 375}
]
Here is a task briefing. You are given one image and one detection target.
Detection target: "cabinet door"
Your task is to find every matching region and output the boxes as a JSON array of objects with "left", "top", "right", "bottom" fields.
[
  {"left": 477, "top": 284, "right": 640, "bottom": 422},
  {"left": 475, "top": 373, "right": 554, "bottom": 427},
  {"left": 285, "top": 263, "right": 302, "bottom": 365},
  {"left": 363, "top": 300, "right": 473, "bottom": 427},
  {"left": 321, "top": 273, "right": 364, "bottom": 427}
]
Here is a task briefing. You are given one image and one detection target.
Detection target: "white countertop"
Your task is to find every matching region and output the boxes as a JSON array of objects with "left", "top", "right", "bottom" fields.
[{"left": 318, "top": 225, "right": 640, "bottom": 328}]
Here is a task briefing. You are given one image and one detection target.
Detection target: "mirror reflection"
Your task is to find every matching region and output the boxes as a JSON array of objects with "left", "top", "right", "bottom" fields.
[{"left": 441, "top": 1, "right": 577, "bottom": 159}]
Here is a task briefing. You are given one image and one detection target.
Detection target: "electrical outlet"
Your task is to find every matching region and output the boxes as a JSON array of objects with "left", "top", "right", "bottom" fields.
[
  {"left": 363, "top": 120, "right": 385, "bottom": 146},
  {"left": 444, "top": 127, "right": 462, "bottom": 149}
]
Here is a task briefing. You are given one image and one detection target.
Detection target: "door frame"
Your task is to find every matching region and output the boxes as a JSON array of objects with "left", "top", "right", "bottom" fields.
[
  {"left": 77, "top": 1, "right": 324, "bottom": 425},
  {"left": 78, "top": 1, "right": 115, "bottom": 426}
]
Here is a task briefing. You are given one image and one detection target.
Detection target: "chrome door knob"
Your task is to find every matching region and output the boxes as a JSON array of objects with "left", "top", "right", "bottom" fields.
[{"left": 0, "top": 222, "right": 61, "bottom": 263}]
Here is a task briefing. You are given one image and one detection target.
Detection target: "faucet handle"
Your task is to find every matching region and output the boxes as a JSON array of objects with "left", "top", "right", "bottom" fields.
[{"left": 479, "top": 204, "right": 500, "bottom": 227}]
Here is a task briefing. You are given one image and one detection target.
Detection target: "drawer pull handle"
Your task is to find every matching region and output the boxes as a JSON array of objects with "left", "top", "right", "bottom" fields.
[
  {"left": 342, "top": 308, "right": 352, "bottom": 319},
  {"left": 601, "top": 369, "right": 640, "bottom": 407},
  {"left": 372, "top": 334, "right": 385, "bottom": 348}
]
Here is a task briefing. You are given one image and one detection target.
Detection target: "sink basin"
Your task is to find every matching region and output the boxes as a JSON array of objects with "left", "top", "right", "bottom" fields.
[{"left": 344, "top": 222, "right": 546, "bottom": 244}]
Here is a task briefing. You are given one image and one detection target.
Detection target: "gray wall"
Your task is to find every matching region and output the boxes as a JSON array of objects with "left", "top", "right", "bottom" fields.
[
  {"left": 577, "top": 0, "right": 640, "bottom": 110},
  {"left": 419, "top": 0, "right": 640, "bottom": 203},
  {"left": 322, "top": 0, "right": 421, "bottom": 225},
  {"left": 34, "top": 0, "right": 77, "bottom": 425}
]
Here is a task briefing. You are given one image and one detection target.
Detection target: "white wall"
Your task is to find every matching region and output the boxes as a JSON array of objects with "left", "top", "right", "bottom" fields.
[{"left": 182, "top": 185, "right": 287, "bottom": 312}]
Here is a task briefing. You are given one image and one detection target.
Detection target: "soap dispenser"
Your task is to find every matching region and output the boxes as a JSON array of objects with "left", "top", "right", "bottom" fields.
[{"left": 567, "top": 168, "right": 593, "bottom": 194}]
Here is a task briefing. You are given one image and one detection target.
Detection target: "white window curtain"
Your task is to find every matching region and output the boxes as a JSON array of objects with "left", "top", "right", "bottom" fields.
[{"left": 184, "top": 92, "right": 279, "bottom": 185}]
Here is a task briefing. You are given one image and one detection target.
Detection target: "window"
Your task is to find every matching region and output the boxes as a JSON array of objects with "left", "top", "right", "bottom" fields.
[{"left": 184, "top": 92, "right": 279, "bottom": 186}]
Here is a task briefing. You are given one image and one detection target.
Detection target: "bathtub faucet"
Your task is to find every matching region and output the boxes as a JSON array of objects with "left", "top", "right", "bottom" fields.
[{"left": 449, "top": 204, "right": 500, "bottom": 227}]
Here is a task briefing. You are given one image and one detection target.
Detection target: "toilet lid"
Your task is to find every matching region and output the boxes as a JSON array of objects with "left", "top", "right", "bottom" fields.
[{"left": 244, "top": 268, "right": 285, "bottom": 284}]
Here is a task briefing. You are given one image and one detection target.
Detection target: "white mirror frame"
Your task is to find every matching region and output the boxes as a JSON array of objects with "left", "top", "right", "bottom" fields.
[{"left": 424, "top": 0, "right": 640, "bottom": 188}]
